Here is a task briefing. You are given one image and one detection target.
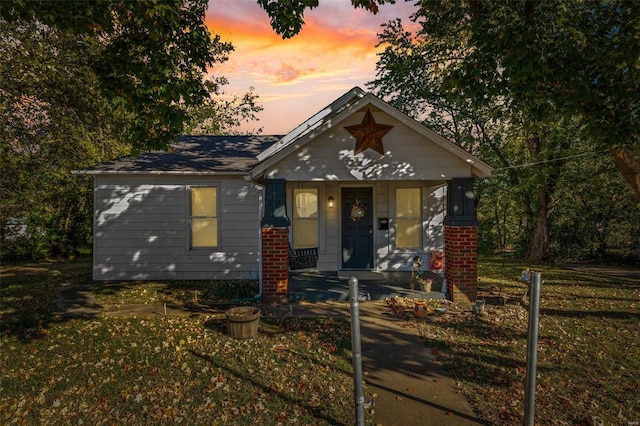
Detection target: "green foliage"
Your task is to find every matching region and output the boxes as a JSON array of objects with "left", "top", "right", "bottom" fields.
[
  {"left": 368, "top": 1, "right": 640, "bottom": 262},
  {"left": 551, "top": 152, "right": 640, "bottom": 263},
  {"left": 257, "top": 0, "right": 397, "bottom": 39},
  {"left": 1, "top": 2, "right": 263, "bottom": 260},
  {"left": 0, "top": 21, "right": 129, "bottom": 260},
  {"left": 257, "top": 0, "right": 319, "bottom": 39},
  {"left": 415, "top": 0, "right": 640, "bottom": 148},
  {"left": 183, "top": 83, "right": 264, "bottom": 135},
  {"left": 1, "top": 0, "right": 234, "bottom": 150}
]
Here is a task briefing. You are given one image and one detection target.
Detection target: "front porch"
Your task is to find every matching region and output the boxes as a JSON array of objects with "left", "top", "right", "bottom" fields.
[{"left": 287, "top": 270, "right": 447, "bottom": 303}]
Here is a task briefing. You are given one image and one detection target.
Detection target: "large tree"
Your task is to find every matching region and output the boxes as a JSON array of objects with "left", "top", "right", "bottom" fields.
[
  {"left": 370, "top": 17, "right": 579, "bottom": 260},
  {"left": 1, "top": 0, "right": 239, "bottom": 150},
  {"left": 0, "top": 21, "right": 129, "bottom": 258},
  {"left": 257, "top": 0, "right": 640, "bottom": 199},
  {"left": 1, "top": 1, "right": 262, "bottom": 259}
]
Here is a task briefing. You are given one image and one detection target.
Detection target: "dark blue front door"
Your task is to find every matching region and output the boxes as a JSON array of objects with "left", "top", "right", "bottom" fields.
[{"left": 341, "top": 187, "right": 373, "bottom": 269}]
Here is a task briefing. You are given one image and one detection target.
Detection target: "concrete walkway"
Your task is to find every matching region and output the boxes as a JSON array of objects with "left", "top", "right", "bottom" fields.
[
  {"left": 289, "top": 301, "right": 487, "bottom": 425},
  {"left": 56, "top": 290, "right": 485, "bottom": 425}
]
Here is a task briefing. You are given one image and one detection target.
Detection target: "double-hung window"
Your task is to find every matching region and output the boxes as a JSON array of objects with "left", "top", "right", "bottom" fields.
[
  {"left": 292, "top": 188, "right": 318, "bottom": 248},
  {"left": 395, "top": 187, "right": 421, "bottom": 249},
  {"left": 190, "top": 186, "right": 218, "bottom": 248}
]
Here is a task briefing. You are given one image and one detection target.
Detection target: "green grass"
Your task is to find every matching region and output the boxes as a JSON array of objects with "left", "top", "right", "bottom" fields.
[
  {"left": 414, "top": 255, "right": 640, "bottom": 425},
  {"left": 2, "top": 255, "right": 639, "bottom": 425},
  {"left": 0, "top": 258, "right": 356, "bottom": 425},
  {"left": 86, "top": 278, "right": 260, "bottom": 306},
  {"left": 1, "top": 316, "right": 355, "bottom": 425}
]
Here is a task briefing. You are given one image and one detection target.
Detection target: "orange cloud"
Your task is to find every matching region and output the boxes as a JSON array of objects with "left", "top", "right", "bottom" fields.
[
  {"left": 204, "top": 0, "right": 417, "bottom": 133},
  {"left": 206, "top": 2, "right": 388, "bottom": 86}
]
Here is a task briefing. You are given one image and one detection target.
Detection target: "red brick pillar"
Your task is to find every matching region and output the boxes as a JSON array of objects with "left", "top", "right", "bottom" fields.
[
  {"left": 260, "top": 179, "right": 290, "bottom": 304},
  {"left": 444, "top": 177, "right": 479, "bottom": 302},
  {"left": 444, "top": 226, "right": 478, "bottom": 302},
  {"left": 261, "top": 227, "right": 289, "bottom": 304}
]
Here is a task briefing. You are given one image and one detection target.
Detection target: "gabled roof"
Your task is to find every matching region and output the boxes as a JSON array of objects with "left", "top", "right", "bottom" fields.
[
  {"left": 256, "top": 86, "right": 367, "bottom": 162},
  {"left": 76, "top": 135, "right": 281, "bottom": 175},
  {"left": 77, "top": 87, "right": 493, "bottom": 178},
  {"left": 249, "top": 87, "right": 493, "bottom": 179}
]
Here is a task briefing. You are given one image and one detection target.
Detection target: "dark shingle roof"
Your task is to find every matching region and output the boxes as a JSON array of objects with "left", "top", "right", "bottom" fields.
[{"left": 81, "top": 135, "right": 282, "bottom": 175}]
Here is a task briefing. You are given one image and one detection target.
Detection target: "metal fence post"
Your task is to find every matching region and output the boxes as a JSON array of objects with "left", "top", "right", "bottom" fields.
[
  {"left": 524, "top": 272, "right": 542, "bottom": 426},
  {"left": 349, "top": 277, "right": 365, "bottom": 426}
]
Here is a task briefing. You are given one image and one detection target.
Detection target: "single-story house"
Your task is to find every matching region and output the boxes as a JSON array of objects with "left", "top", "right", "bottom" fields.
[{"left": 78, "top": 87, "right": 492, "bottom": 302}]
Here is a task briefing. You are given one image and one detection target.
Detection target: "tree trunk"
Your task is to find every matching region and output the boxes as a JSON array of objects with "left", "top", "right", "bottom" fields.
[
  {"left": 522, "top": 128, "right": 558, "bottom": 262},
  {"left": 524, "top": 188, "right": 552, "bottom": 261},
  {"left": 610, "top": 147, "right": 640, "bottom": 200}
]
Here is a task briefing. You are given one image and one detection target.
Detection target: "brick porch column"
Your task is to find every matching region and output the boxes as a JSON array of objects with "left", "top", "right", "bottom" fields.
[
  {"left": 444, "top": 177, "right": 479, "bottom": 302},
  {"left": 444, "top": 226, "right": 478, "bottom": 302},
  {"left": 261, "top": 227, "right": 289, "bottom": 304},
  {"left": 261, "top": 179, "right": 290, "bottom": 304}
]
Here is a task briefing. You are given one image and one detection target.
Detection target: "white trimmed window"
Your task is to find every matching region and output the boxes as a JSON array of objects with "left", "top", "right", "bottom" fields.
[
  {"left": 190, "top": 186, "right": 218, "bottom": 248},
  {"left": 293, "top": 188, "right": 318, "bottom": 248},
  {"left": 395, "top": 187, "right": 421, "bottom": 248}
]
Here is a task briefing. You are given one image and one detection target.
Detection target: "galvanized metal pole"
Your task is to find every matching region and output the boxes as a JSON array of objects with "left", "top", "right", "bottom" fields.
[
  {"left": 524, "top": 272, "right": 542, "bottom": 426},
  {"left": 349, "top": 277, "right": 365, "bottom": 426}
]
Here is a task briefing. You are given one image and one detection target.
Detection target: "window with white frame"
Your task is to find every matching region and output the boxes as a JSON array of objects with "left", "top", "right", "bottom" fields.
[
  {"left": 190, "top": 186, "right": 218, "bottom": 248},
  {"left": 395, "top": 187, "right": 421, "bottom": 248},
  {"left": 293, "top": 188, "right": 318, "bottom": 248}
]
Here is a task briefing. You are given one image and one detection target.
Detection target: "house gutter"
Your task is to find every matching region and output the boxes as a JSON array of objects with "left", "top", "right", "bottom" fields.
[
  {"left": 257, "top": 185, "right": 263, "bottom": 300},
  {"left": 72, "top": 170, "right": 249, "bottom": 176}
]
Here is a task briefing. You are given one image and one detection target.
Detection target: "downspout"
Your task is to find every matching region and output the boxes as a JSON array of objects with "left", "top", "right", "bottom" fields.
[{"left": 256, "top": 183, "right": 264, "bottom": 300}]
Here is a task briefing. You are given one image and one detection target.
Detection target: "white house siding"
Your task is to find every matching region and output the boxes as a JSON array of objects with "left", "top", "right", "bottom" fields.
[
  {"left": 286, "top": 180, "right": 446, "bottom": 272},
  {"left": 93, "top": 174, "right": 261, "bottom": 281},
  {"left": 265, "top": 109, "right": 474, "bottom": 182},
  {"left": 272, "top": 109, "right": 458, "bottom": 272}
]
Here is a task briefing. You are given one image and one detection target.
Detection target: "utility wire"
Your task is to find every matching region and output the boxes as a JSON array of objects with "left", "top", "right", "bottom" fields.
[{"left": 492, "top": 151, "right": 598, "bottom": 171}]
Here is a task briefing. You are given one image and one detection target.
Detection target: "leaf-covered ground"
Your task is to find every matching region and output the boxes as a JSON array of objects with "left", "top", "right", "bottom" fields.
[
  {"left": 389, "top": 257, "right": 640, "bottom": 425},
  {"left": 2, "top": 256, "right": 638, "bottom": 425},
  {"left": 1, "top": 315, "right": 356, "bottom": 425},
  {"left": 0, "top": 257, "right": 358, "bottom": 425}
]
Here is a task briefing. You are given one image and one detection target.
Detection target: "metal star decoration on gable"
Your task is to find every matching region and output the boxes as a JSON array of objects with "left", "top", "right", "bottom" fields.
[{"left": 344, "top": 108, "right": 393, "bottom": 155}]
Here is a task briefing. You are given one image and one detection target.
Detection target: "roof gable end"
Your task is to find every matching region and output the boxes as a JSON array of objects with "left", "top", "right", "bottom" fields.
[
  {"left": 256, "top": 86, "right": 366, "bottom": 162},
  {"left": 250, "top": 90, "right": 493, "bottom": 179}
]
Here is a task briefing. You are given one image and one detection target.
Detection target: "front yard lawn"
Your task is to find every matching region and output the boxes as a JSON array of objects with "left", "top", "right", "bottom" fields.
[
  {"left": 412, "top": 256, "right": 640, "bottom": 425},
  {"left": 0, "top": 258, "right": 356, "bottom": 425},
  {"left": 1, "top": 255, "right": 639, "bottom": 425}
]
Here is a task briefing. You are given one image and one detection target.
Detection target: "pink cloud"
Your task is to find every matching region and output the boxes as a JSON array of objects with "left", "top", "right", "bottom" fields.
[{"left": 204, "top": 0, "right": 418, "bottom": 133}]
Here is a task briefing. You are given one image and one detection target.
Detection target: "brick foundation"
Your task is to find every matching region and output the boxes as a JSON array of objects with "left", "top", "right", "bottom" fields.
[
  {"left": 444, "top": 225, "right": 478, "bottom": 302},
  {"left": 261, "top": 227, "right": 289, "bottom": 304}
]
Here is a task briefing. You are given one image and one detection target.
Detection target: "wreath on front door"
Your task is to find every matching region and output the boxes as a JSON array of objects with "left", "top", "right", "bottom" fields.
[{"left": 350, "top": 199, "right": 366, "bottom": 222}]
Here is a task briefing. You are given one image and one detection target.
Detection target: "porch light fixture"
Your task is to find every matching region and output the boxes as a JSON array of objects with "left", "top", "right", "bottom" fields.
[{"left": 327, "top": 196, "right": 335, "bottom": 208}]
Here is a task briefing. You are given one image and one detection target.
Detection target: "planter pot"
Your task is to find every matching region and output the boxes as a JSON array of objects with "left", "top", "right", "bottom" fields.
[
  {"left": 225, "top": 306, "right": 260, "bottom": 339},
  {"left": 413, "top": 301, "right": 427, "bottom": 318},
  {"left": 420, "top": 281, "right": 432, "bottom": 292}
]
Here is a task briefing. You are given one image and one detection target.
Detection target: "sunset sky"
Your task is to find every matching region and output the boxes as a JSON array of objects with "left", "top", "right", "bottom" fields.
[{"left": 205, "top": 0, "right": 417, "bottom": 135}]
